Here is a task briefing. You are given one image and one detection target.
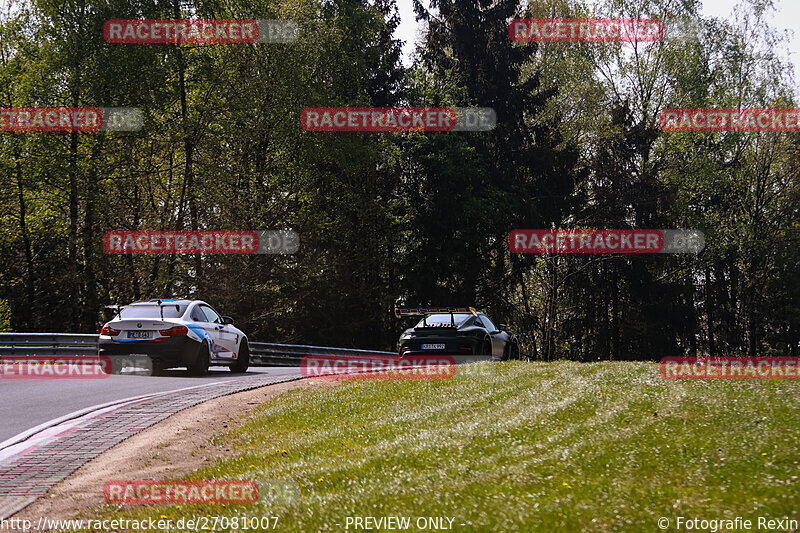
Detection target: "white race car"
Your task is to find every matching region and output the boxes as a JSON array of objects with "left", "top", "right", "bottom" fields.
[{"left": 99, "top": 299, "right": 250, "bottom": 375}]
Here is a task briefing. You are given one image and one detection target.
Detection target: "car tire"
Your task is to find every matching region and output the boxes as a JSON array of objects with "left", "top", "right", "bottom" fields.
[
  {"left": 479, "top": 336, "right": 492, "bottom": 357},
  {"left": 230, "top": 341, "right": 250, "bottom": 373},
  {"left": 506, "top": 343, "right": 520, "bottom": 361},
  {"left": 188, "top": 341, "right": 210, "bottom": 376},
  {"left": 107, "top": 357, "right": 123, "bottom": 375},
  {"left": 149, "top": 359, "right": 165, "bottom": 376}
]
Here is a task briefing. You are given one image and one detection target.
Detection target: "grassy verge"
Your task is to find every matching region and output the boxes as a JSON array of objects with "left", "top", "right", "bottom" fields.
[{"left": 87, "top": 361, "right": 800, "bottom": 531}]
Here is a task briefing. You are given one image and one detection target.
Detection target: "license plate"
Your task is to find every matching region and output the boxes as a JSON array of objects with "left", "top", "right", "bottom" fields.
[
  {"left": 127, "top": 353, "right": 148, "bottom": 357},
  {"left": 127, "top": 331, "right": 151, "bottom": 339},
  {"left": 422, "top": 343, "right": 446, "bottom": 350}
]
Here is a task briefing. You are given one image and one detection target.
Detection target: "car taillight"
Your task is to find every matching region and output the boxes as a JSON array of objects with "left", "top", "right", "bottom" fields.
[
  {"left": 101, "top": 325, "right": 120, "bottom": 336},
  {"left": 159, "top": 325, "right": 188, "bottom": 336}
]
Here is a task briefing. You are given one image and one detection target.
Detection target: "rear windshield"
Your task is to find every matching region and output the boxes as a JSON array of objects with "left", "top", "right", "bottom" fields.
[
  {"left": 416, "top": 313, "right": 470, "bottom": 327},
  {"left": 118, "top": 305, "right": 186, "bottom": 319}
]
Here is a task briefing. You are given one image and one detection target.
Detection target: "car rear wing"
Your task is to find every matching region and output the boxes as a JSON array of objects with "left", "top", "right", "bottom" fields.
[
  {"left": 394, "top": 307, "right": 478, "bottom": 318},
  {"left": 103, "top": 304, "right": 124, "bottom": 318},
  {"left": 103, "top": 300, "right": 182, "bottom": 320}
]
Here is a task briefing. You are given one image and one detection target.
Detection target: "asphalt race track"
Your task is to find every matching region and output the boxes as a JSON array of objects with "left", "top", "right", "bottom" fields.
[
  {"left": 0, "top": 366, "right": 304, "bottom": 517},
  {"left": 0, "top": 366, "right": 301, "bottom": 444}
]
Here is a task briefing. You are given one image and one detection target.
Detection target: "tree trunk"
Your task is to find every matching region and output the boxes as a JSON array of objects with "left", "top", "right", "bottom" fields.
[
  {"left": 67, "top": 128, "right": 80, "bottom": 330},
  {"left": 15, "top": 156, "right": 35, "bottom": 329},
  {"left": 705, "top": 265, "right": 715, "bottom": 357},
  {"left": 82, "top": 165, "right": 98, "bottom": 331},
  {"left": 173, "top": 0, "right": 201, "bottom": 294}
]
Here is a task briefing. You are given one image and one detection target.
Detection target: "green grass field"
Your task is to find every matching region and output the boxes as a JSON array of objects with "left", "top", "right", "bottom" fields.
[{"left": 88, "top": 361, "right": 800, "bottom": 532}]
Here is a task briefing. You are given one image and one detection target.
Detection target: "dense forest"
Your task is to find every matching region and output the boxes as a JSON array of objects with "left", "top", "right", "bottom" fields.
[{"left": 1, "top": 0, "right": 798, "bottom": 360}]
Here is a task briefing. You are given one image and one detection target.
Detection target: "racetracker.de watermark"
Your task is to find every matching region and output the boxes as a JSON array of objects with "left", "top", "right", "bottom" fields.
[
  {"left": 103, "top": 230, "right": 299, "bottom": 254},
  {"left": 257, "top": 480, "right": 301, "bottom": 504},
  {"left": 509, "top": 229, "right": 704, "bottom": 253},
  {"left": 660, "top": 108, "right": 800, "bottom": 132},
  {"left": 1, "top": 356, "right": 111, "bottom": 379},
  {"left": 104, "top": 19, "right": 298, "bottom": 43},
  {"left": 301, "top": 355, "right": 457, "bottom": 379},
  {"left": 660, "top": 357, "right": 800, "bottom": 380},
  {"left": 300, "top": 107, "right": 496, "bottom": 132},
  {"left": 1, "top": 107, "right": 142, "bottom": 132},
  {"left": 104, "top": 480, "right": 258, "bottom": 504},
  {"left": 509, "top": 18, "right": 663, "bottom": 42}
]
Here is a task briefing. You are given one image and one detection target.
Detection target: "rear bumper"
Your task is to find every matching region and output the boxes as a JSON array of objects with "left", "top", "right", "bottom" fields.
[
  {"left": 99, "top": 336, "right": 199, "bottom": 367},
  {"left": 399, "top": 337, "right": 480, "bottom": 356}
]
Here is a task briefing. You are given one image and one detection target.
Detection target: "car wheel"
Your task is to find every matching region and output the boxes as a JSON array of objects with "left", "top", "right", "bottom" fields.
[
  {"left": 106, "top": 357, "right": 123, "bottom": 375},
  {"left": 188, "top": 341, "right": 210, "bottom": 376},
  {"left": 149, "top": 359, "right": 165, "bottom": 376},
  {"left": 478, "top": 336, "right": 492, "bottom": 357},
  {"left": 230, "top": 341, "right": 250, "bottom": 373}
]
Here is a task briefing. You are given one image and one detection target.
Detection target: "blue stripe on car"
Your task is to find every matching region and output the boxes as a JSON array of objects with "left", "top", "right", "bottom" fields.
[{"left": 185, "top": 324, "right": 207, "bottom": 342}]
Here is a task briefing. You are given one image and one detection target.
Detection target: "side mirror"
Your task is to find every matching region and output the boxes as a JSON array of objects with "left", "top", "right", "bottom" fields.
[
  {"left": 499, "top": 324, "right": 507, "bottom": 331},
  {"left": 222, "top": 316, "right": 234, "bottom": 325}
]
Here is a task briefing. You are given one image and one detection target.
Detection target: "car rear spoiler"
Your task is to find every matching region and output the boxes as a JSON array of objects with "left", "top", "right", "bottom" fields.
[
  {"left": 394, "top": 307, "right": 478, "bottom": 327},
  {"left": 103, "top": 300, "right": 181, "bottom": 320},
  {"left": 103, "top": 304, "right": 123, "bottom": 318},
  {"left": 153, "top": 300, "right": 181, "bottom": 320}
]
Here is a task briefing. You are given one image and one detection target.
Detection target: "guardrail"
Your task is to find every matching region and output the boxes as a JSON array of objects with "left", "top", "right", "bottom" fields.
[
  {"left": 0, "top": 333, "right": 99, "bottom": 356},
  {"left": 248, "top": 342, "right": 395, "bottom": 365},
  {"left": 0, "top": 333, "right": 395, "bottom": 366}
]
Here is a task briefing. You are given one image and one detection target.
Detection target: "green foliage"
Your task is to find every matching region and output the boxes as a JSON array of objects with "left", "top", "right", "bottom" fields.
[
  {"left": 0, "top": 0, "right": 797, "bottom": 357},
  {"left": 82, "top": 362, "right": 800, "bottom": 531},
  {"left": 0, "top": 298, "right": 10, "bottom": 331}
]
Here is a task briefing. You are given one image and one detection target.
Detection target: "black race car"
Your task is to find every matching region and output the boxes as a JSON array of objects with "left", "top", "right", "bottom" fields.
[{"left": 395, "top": 307, "right": 519, "bottom": 361}]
